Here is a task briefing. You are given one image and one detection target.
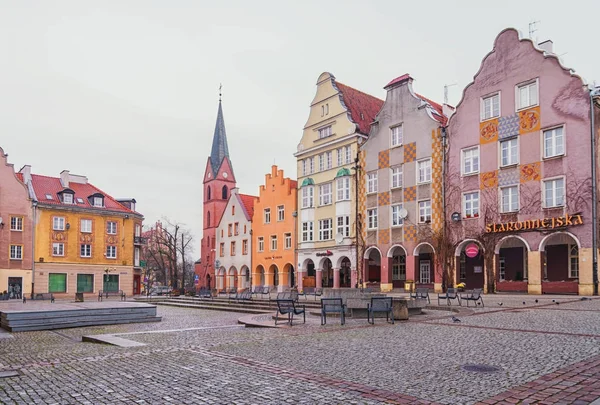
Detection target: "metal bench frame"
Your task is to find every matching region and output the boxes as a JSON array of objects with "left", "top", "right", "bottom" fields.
[
  {"left": 437, "top": 288, "right": 461, "bottom": 306},
  {"left": 98, "top": 290, "right": 126, "bottom": 302},
  {"left": 461, "top": 288, "right": 484, "bottom": 307},
  {"left": 410, "top": 287, "right": 431, "bottom": 304},
  {"left": 367, "top": 296, "right": 394, "bottom": 324},
  {"left": 275, "top": 299, "right": 306, "bottom": 326},
  {"left": 320, "top": 298, "right": 346, "bottom": 325},
  {"left": 301, "top": 287, "right": 323, "bottom": 300},
  {"left": 34, "top": 293, "right": 55, "bottom": 303}
]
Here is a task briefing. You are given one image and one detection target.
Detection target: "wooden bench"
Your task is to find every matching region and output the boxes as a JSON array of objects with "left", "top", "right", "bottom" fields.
[
  {"left": 461, "top": 288, "right": 484, "bottom": 307},
  {"left": 438, "top": 288, "right": 461, "bottom": 306},
  {"left": 410, "top": 287, "right": 431, "bottom": 304},
  {"left": 367, "top": 297, "right": 394, "bottom": 324},
  {"left": 34, "top": 293, "right": 55, "bottom": 303},
  {"left": 198, "top": 287, "right": 213, "bottom": 299},
  {"left": 274, "top": 299, "right": 306, "bottom": 326},
  {"left": 98, "top": 290, "right": 126, "bottom": 302},
  {"left": 301, "top": 287, "right": 323, "bottom": 300},
  {"left": 320, "top": 298, "right": 346, "bottom": 326}
]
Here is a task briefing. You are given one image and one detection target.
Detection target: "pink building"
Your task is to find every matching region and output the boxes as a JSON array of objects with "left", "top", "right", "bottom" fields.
[{"left": 446, "top": 29, "right": 600, "bottom": 295}]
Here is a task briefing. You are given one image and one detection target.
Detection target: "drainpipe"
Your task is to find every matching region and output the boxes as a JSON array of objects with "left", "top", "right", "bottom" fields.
[
  {"left": 30, "top": 201, "right": 37, "bottom": 299},
  {"left": 441, "top": 126, "right": 448, "bottom": 289},
  {"left": 590, "top": 87, "right": 600, "bottom": 296}
]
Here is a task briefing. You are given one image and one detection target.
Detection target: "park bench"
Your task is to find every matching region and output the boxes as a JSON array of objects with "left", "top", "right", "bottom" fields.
[
  {"left": 367, "top": 296, "right": 394, "bottom": 324},
  {"left": 34, "top": 293, "right": 55, "bottom": 303},
  {"left": 461, "top": 288, "right": 484, "bottom": 307},
  {"left": 98, "top": 290, "right": 126, "bottom": 302},
  {"left": 301, "top": 287, "right": 323, "bottom": 300},
  {"left": 218, "top": 288, "right": 236, "bottom": 298},
  {"left": 320, "top": 298, "right": 346, "bottom": 326},
  {"left": 274, "top": 299, "right": 306, "bottom": 326},
  {"left": 197, "top": 287, "right": 213, "bottom": 299},
  {"left": 251, "top": 286, "right": 271, "bottom": 299},
  {"left": 276, "top": 291, "right": 299, "bottom": 302},
  {"left": 410, "top": 287, "right": 431, "bottom": 304},
  {"left": 229, "top": 290, "right": 252, "bottom": 303},
  {"left": 437, "top": 288, "right": 461, "bottom": 306}
]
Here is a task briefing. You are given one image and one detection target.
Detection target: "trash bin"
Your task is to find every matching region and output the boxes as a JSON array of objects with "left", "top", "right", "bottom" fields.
[
  {"left": 404, "top": 280, "right": 415, "bottom": 293},
  {"left": 75, "top": 292, "right": 84, "bottom": 302}
]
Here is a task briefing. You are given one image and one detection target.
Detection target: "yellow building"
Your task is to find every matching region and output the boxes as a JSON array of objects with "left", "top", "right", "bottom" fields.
[
  {"left": 294, "top": 72, "right": 383, "bottom": 290},
  {"left": 18, "top": 167, "right": 144, "bottom": 298}
]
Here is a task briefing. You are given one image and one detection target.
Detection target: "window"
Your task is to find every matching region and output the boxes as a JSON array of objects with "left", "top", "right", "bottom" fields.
[
  {"left": 135, "top": 247, "right": 140, "bottom": 266},
  {"left": 462, "top": 147, "right": 480, "bottom": 175},
  {"left": 49, "top": 273, "right": 67, "bottom": 293},
  {"left": 264, "top": 208, "right": 271, "bottom": 224},
  {"left": 228, "top": 224, "right": 233, "bottom": 237},
  {"left": 302, "top": 222, "right": 313, "bottom": 242},
  {"left": 337, "top": 146, "right": 352, "bottom": 166},
  {"left": 391, "top": 125, "right": 403, "bottom": 147},
  {"left": 277, "top": 205, "right": 285, "bottom": 221},
  {"left": 417, "top": 159, "right": 432, "bottom": 184},
  {"left": 10, "top": 245, "right": 22, "bottom": 260},
  {"left": 234, "top": 223, "right": 239, "bottom": 235},
  {"left": 319, "top": 219, "right": 332, "bottom": 241},
  {"left": 543, "top": 126, "right": 564, "bottom": 158},
  {"left": 232, "top": 205, "right": 235, "bottom": 215},
  {"left": 319, "top": 183, "right": 332, "bottom": 206},
  {"left": 326, "top": 151, "right": 332, "bottom": 170},
  {"left": 336, "top": 177, "right": 350, "bottom": 201},
  {"left": 391, "top": 204, "right": 404, "bottom": 227},
  {"left": 244, "top": 225, "right": 247, "bottom": 234},
  {"left": 367, "top": 172, "right": 378, "bottom": 194},
  {"left": 345, "top": 146, "right": 352, "bottom": 164},
  {"left": 499, "top": 256, "right": 506, "bottom": 281},
  {"left": 231, "top": 241, "right": 236, "bottom": 256},
  {"left": 242, "top": 239, "right": 248, "bottom": 255},
  {"left": 419, "top": 200, "right": 431, "bottom": 223},
  {"left": 544, "top": 178, "right": 565, "bottom": 208},
  {"left": 500, "top": 139, "right": 518, "bottom": 166},
  {"left": 106, "top": 246, "right": 117, "bottom": 259},
  {"left": 481, "top": 93, "right": 500, "bottom": 120},
  {"left": 77, "top": 274, "right": 94, "bottom": 293},
  {"left": 135, "top": 224, "right": 141, "bottom": 237},
  {"left": 52, "top": 243, "right": 64, "bottom": 256},
  {"left": 392, "top": 255, "right": 406, "bottom": 281},
  {"left": 207, "top": 186, "right": 211, "bottom": 200},
  {"left": 337, "top": 216, "right": 350, "bottom": 237},
  {"left": 516, "top": 80, "right": 538, "bottom": 110},
  {"left": 570, "top": 245, "right": 579, "bottom": 278},
  {"left": 460, "top": 252, "right": 467, "bottom": 280},
  {"left": 53, "top": 216, "right": 65, "bottom": 231},
  {"left": 270, "top": 235, "right": 277, "bottom": 251},
  {"left": 45, "top": 194, "right": 53, "bottom": 200},
  {"left": 302, "top": 159, "right": 307, "bottom": 176},
  {"left": 10, "top": 217, "right": 23, "bottom": 231},
  {"left": 367, "top": 209, "right": 378, "bottom": 230},
  {"left": 63, "top": 193, "right": 73, "bottom": 204},
  {"left": 309, "top": 157, "right": 314, "bottom": 174},
  {"left": 501, "top": 186, "right": 519, "bottom": 213},
  {"left": 106, "top": 221, "right": 117, "bottom": 234},
  {"left": 391, "top": 166, "right": 403, "bottom": 189},
  {"left": 222, "top": 185, "right": 228, "bottom": 200},
  {"left": 81, "top": 219, "right": 92, "bottom": 233},
  {"left": 80, "top": 244, "right": 92, "bottom": 258},
  {"left": 302, "top": 186, "right": 314, "bottom": 208},
  {"left": 463, "top": 192, "right": 480, "bottom": 218},
  {"left": 93, "top": 196, "right": 103, "bottom": 207},
  {"left": 207, "top": 211, "right": 211, "bottom": 227},
  {"left": 318, "top": 125, "right": 332, "bottom": 139},
  {"left": 77, "top": 197, "right": 84, "bottom": 204},
  {"left": 284, "top": 233, "right": 292, "bottom": 249},
  {"left": 258, "top": 237, "right": 264, "bottom": 252},
  {"left": 219, "top": 242, "right": 225, "bottom": 256}
]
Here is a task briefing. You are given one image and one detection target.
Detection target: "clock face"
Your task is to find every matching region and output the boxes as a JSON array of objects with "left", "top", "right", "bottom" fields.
[{"left": 222, "top": 172, "right": 228, "bottom": 178}]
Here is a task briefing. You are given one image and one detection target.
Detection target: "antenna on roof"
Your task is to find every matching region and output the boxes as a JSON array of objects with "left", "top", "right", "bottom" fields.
[
  {"left": 529, "top": 20, "right": 540, "bottom": 42},
  {"left": 444, "top": 83, "right": 457, "bottom": 104},
  {"left": 219, "top": 83, "right": 222, "bottom": 102}
]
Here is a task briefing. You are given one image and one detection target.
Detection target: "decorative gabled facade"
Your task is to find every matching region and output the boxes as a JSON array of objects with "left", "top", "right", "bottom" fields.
[
  {"left": 0, "top": 147, "right": 33, "bottom": 298},
  {"left": 360, "top": 74, "right": 448, "bottom": 292},
  {"left": 252, "top": 166, "right": 297, "bottom": 291},
  {"left": 215, "top": 188, "right": 255, "bottom": 291},
  {"left": 294, "top": 72, "right": 383, "bottom": 290},
  {"left": 446, "top": 28, "right": 600, "bottom": 295},
  {"left": 197, "top": 99, "right": 237, "bottom": 290}
]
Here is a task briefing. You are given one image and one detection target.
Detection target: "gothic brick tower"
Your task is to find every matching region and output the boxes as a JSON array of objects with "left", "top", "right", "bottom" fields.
[{"left": 196, "top": 98, "right": 236, "bottom": 289}]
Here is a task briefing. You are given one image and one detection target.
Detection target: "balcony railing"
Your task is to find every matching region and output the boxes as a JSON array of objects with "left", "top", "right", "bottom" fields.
[{"left": 134, "top": 236, "right": 147, "bottom": 245}]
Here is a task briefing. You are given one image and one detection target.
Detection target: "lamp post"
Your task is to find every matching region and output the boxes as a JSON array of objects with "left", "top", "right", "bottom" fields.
[
  {"left": 351, "top": 155, "right": 362, "bottom": 290},
  {"left": 292, "top": 210, "right": 298, "bottom": 289}
]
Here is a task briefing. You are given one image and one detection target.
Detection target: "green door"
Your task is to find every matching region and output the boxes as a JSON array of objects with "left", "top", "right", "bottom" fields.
[
  {"left": 77, "top": 274, "right": 94, "bottom": 293},
  {"left": 103, "top": 274, "right": 119, "bottom": 292}
]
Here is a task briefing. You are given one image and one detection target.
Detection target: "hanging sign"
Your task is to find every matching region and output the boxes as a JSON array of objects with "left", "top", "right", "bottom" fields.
[{"left": 465, "top": 243, "right": 479, "bottom": 258}]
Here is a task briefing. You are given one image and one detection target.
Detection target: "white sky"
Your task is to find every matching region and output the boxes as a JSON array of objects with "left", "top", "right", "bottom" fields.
[{"left": 1, "top": 0, "right": 598, "bottom": 257}]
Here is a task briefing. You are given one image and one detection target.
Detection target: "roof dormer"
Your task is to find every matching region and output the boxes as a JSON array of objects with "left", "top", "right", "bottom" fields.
[
  {"left": 57, "top": 188, "right": 75, "bottom": 205},
  {"left": 88, "top": 192, "right": 105, "bottom": 208}
]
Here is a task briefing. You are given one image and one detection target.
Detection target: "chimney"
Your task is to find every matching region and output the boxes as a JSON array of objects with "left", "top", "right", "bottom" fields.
[
  {"left": 19, "top": 165, "right": 32, "bottom": 183},
  {"left": 231, "top": 187, "right": 239, "bottom": 195},
  {"left": 538, "top": 40, "right": 553, "bottom": 54},
  {"left": 60, "top": 170, "right": 70, "bottom": 188}
]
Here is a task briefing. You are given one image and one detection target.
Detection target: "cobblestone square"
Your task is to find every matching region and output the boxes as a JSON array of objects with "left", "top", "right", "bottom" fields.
[{"left": 1, "top": 295, "right": 600, "bottom": 404}]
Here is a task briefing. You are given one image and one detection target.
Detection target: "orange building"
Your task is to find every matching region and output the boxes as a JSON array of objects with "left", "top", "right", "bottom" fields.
[{"left": 252, "top": 166, "right": 297, "bottom": 291}]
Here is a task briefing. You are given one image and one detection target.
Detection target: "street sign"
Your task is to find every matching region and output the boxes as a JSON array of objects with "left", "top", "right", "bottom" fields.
[{"left": 465, "top": 243, "right": 479, "bottom": 258}]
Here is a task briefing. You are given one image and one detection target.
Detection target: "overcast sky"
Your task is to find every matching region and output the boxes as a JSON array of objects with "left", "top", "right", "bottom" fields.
[{"left": 1, "top": 1, "right": 598, "bottom": 257}]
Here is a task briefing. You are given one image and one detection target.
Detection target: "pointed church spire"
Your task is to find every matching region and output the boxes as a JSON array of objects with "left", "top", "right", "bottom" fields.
[{"left": 210, "top": 86, "right": 230, "bottom": 175}]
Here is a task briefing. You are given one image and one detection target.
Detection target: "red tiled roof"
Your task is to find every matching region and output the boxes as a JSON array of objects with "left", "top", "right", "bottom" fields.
[
  {"left": 335, "top": 82, "right": 384, "bottom": 135},
  {"left": 238, "top": 193, "right": 257, "bottom": 221},
  {"left": 24, "top": 174, "right": 138, "bottom": 214},
  {"left": 384, "top": 74, "right": 412, "bottom": 89},
  {"left": 416, "top": 93, "right": 447, "bottom": 125}
]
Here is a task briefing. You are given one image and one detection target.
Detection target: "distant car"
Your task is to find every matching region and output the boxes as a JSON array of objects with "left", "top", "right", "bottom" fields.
[{"left": 149, "top": 286, "right": 172, "bottom": 296}]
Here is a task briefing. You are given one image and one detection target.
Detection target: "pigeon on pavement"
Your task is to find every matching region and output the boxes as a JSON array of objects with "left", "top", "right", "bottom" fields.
[
  {"left": 498, "top": 303, "right": 503, "bottom": 306},
  {"left": 535, "top": 299, "right": 538, "bottom": 303},
  {"left": 452, "top": 316, "right": 461, "bottom": 323}
]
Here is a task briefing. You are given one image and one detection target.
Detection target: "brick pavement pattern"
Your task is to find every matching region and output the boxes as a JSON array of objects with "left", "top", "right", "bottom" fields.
[{"left": 0, "top": 295, "right": 599, "bottom": 404}]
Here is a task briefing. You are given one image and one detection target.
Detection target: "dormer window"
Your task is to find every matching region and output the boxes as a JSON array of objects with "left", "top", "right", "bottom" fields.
[
  {"left": 93, "top": 197, "right": 103, "bottom": 207},
  {"left": 88, "top": 193, "right": 105, "bottom": 208},
  {"left": 63, "top": 193, "right": 73, "bottom": 204}
]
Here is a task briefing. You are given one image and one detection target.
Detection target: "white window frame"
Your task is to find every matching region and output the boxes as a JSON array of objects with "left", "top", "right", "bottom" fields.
[
  {"left": 391, "top": 204, "right": 404, "bottom": 227},
  {"left": 367, "top": 208, "right": 378, "bottom": 230},
  {"left": 367, "top": 172, "right": 378, "bottom": 194},
  {"left": 277, "top": 205, "right": 285, "bottom": 222},
  {"left": 325, "top": 151, "right": 332, "bottom": 170},
  {"left": 462, "top": 191, "right": 480, "bottom": 219},
  {"left": 284, "top": 233, "right": 292, "bottom": 249},
  {"left": 10, "top": 245, "right": 23, "bottom": 260},
  {"left": 93, "top": 196, "right": 103, "bottom": 207},
  {"left": 516, "top": 78, "right": 539, "bottom": 111},
  {"left": 418, "top": 200, "right": 432, "bottom": 223},
  {"left": 80, "top": 244, "right": 92, "bottom": 258},
  {"left": 318, "top": 125, "right": 332, "bottom": 139},
  {"left": 319, "top": 154, "right": 325, "bottom": 172},
  {"left": 391, "top": 124, "right": 403, "bottom": 147},
  {"left": 392, "top": 255, "right": 406, "bottom": 281},
  {"left": 106, "top": 221, "right": 117, "bottom": 235},
  {"left": 302, "top": 159, "right": 308, "bottom": 176},
  {"left": 264, "top": 208, "right": 271, "bottom": 224},
  {"left": 461, "top": 146, "right": 480, "bottom": 176},
  {"left": 242, "top": 239, "right": 248, "bottom": 255},
  {"left": 230, "top": 241, "right": 236, "bottom": 256},
  {"left": 336, "top": 177, "right": 350, "bottom": 201},
  {"left": 336, "top": 215, "right": 350, "bottom": 237},
  {"left": 63, "top": 193, "right": 73, "bottom": 204},
  {"left": 106, "top": 245, "right": 117, "bottom": 259},
  {"left": 302, "top": 186, "right": 314, "bottom": 208},
  {"left": 258, "top": 237, "right": 264, "bottom": 252},
  {"left": 543, "top": 177, "right": 565, "bottom": 208},
  {"left": 569, "top": 244, "right": 579, "bottom": 279},
  {"left": 52, "top": 242, "right": 64, "bottom": 257},
  {"left": 417, "top": 158, "right": 432, "bottom": 184},
  {"left": 318, "top": 219, "right": 332, "bottom": 241},
  {"left": 480, "top": 92, "right": 500, "bottom": 121},
  {"left": 319, "top": 183, "right": 332, "bottom": 206},
  {"left": 53, "top": 216, "right": 65, "bottom": 231},
  {"left": 390, "top": 166, "right": 403, "bottom": 189},
  {"left": 10, "top": 216, "right": 23, "bottom": 231},
  {"left": 543, "top": 125, "right": 565, "bottom": 159},
  {"left": 500, "top": 185, "right": 519, "bottom": 213},
  {"left": 302, "top": 221, "right": 313, "bottom": 242},
  {"left": 270, "top": 235, "right": 277, "bottom": 251},
  {"left": 344, "top": 146, "right": 352, "bottom": 164},
  {"left": 500, "top": 138, "right": 519, "bottom": 167},
  {"left": 81, "top": 219, "right": 92, "bottom": 233}
]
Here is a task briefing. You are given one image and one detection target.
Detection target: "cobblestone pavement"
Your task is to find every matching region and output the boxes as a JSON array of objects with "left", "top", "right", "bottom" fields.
[{"left": 0, "top": 296, "right": 599, "bottom": 404}]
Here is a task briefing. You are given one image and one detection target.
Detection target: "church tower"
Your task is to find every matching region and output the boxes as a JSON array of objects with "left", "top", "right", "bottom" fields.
[{"left": 197, "top": 95, "right": 237, "bottom": 288}]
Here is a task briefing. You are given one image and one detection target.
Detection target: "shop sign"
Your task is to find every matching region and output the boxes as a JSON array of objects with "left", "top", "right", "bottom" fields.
[
  {"left": 316, "top": 250, "right": 333, "bottom": 257},
  {"left": 485, "top": 213, "right": 583, "bottom": 233},
  {"left": 465, "top": 243, "right": 479, "bottom": 258}
]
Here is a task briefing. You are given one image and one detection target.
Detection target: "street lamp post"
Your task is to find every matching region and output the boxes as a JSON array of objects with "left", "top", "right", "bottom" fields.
[
  {"left": 292, "top": 210, "right": 298, "bottom": 289},
  {"left": 351, "top": 155, "right": 362, "bottom": 290}
]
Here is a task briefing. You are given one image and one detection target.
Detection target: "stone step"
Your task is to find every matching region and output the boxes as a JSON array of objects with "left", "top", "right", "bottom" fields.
[
  {"left": 155, "top": 301, "right": 272, "bottom": 314},
  {"left": 4, "top": 316, "right": 162, "bottom": 333}
]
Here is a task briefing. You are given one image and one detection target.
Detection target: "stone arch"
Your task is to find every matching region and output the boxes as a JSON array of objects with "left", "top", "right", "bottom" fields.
[
  {"left": 337, "top": 256, "right": 352, "bottom": 288},
  {"left": 414, "top": 242, "right": 436, "bottom": 256},
  {"left": 454, "top": 239, "right": 484, "bottom": 257},
  {"left": 539, "top": 231, "right": 581, "bottom": 251},
  {"left": 363, "top": 245, "right": 383, "bottom": 259},
  {"left": 283, "top": 263, "right": 295, "bottom": 287},
  {"left": 494, "top": 235, "right": 532, "bottom": 254},
  {"left": 255, "top": 265, "right": 265, "bottom": 286},
  {"left": 240, "top": 265, "right": 250, "bottom": 289},
  {"left": 387, "top": 244, "right": 408, "bottom": 258},
  {"left": 216, "top": 267, "right": 226, "bottom": 290},
  {"left": 269, "top": 264, "right": 279, "bottom": 287},
  {"left": 320, "top": 257, "right": 333, "bottom": 287},
  {"left": 302, "top": 258, "right": 316, "bottom": 277},
  {"left": 227, "top": 266, "right": 237, "bottom": 290}
]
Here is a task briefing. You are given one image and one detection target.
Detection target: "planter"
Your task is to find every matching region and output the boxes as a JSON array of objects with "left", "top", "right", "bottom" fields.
[
  {"left": 497, "top": 281, "right": 528, "bottom": 293},
  {"left": 541, "top": 281, "right": 578, "bottom": 294}
]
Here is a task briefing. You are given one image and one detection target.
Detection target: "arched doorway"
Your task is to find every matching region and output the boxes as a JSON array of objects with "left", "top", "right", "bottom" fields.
[
  {"left": 320, "top": 258, "right": 333, "bottom": 288},
  {"left": 269, "top": 264, "right": 279, "bottom": 287},
  {"left": 495, "top": 236, "right": 530, "bottom": 293},
  {"left": 303, "top": 259, "right": 316, "bottom": 288},
  {"left": 338, "top": 257, "right": 351, "bottom": 288},
  {"left": 388, "top": 245, "right": 407, "bottom": 288},
  {"left": 240, "top": 266, "right": 250, "bottom": 289},
  {"left": 455, "top": 240, "right": 484, "bottom": 289},
  {"left": 364, "top": 247, "right": 382, "bottom": 285},
  {"left": 539, "top": 232, "right": 580, "bottom": 294},
  {"left": 216, "top": 267, "right": 226, "bottom": 291},
  {"left": 206, "top": 274, "right": 211, "bottom": 289},
  {"left": 227, "top": 267, "right": 237, "bottom": 290},
  {"left": 255, "top": 265, "right": 265, "bottom": 286},
  {"left": 414, "top": 243, "right": 435, "bottom": 287},
  {"left": 284, "top": 263, "right": 295, "bottom": 288}
]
